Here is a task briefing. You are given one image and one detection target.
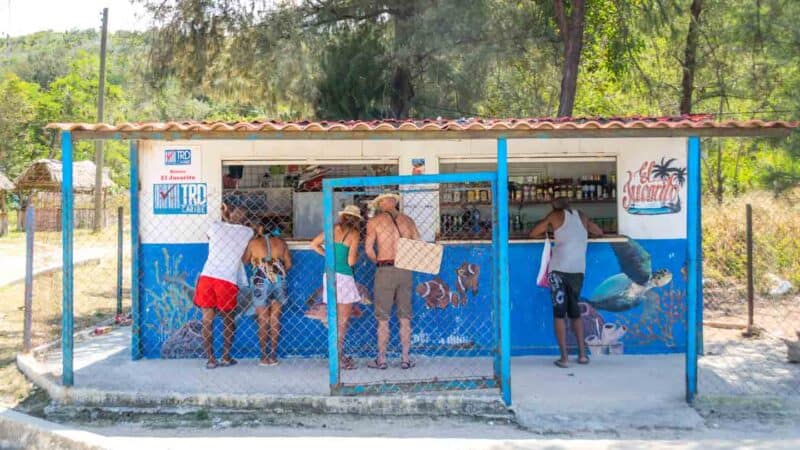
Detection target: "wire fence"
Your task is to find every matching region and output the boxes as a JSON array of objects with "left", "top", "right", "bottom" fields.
[
  {"left": 324, "top": 178, "right": 499, "bottom": 394},
  {"left": 132, "top": 168, "right": 501, "bottom": 396},
  {"left": 699, "top": 197, "right": 800, "bottom": 401},
  {"left": 10, "top": 161, "right": 131, "bottom": 378}
]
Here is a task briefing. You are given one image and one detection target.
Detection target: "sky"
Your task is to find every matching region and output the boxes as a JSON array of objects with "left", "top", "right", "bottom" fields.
[{"left": 0, "top": 0, "right": 149, "bottom": 37}]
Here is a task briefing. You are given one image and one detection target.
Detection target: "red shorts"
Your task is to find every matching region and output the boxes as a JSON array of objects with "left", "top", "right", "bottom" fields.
[{"left": 194, "top": 276, "right": 239, "bottom": 312}]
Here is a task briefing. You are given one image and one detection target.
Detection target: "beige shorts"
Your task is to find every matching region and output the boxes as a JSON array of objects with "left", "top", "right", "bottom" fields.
[{"left": 374, "top": 266, "right": 413, "bottom": 321}]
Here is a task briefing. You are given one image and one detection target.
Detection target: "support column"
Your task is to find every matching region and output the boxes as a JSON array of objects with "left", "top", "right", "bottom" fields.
[{"left": 61, "top": 131, "right": 74, "bottom": 386}]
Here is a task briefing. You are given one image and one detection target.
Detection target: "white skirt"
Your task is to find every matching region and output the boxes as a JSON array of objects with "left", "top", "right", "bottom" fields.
[{"left": 322, "top": 273, "right": 361, "bottom": 304}]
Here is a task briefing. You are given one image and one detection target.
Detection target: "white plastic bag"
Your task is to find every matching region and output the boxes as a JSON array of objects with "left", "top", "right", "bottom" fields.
[{"left": 536, "top": 236, "right": 551, "bottom": 288}]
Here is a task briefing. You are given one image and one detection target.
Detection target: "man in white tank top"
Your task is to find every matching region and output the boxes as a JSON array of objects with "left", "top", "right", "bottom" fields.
[{"left": 530, "top": 198, "right": 603, "bottom": 368}]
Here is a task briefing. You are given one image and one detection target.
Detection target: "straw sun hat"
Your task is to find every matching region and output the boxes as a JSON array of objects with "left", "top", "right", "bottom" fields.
[
  {"left": 338, "top": 205, "right": 364, "bottom": 220},
  {"left": 370, "top": 192, "right": 402, "bottom": 208}
]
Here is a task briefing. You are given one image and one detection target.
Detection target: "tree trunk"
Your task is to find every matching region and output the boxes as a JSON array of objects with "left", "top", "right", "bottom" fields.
[
  {"left": 679, "top": 0, "right": 703, "bottom": 115},
  {"left": 555, "top": 0, "right": 586, "bottom": 118},
  {"left": 390, "top": 65, "right": 414, "bottom": 119},
  {"left": 389, "top": 4, "right": 417, "bottom": 119},
  {"left": 715, "top": 139, "right": 723, "bottom": 205}
]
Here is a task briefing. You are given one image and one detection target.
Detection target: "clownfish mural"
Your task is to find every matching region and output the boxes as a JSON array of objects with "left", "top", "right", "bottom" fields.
[{"left": 416, "top": 262, "right": 481, "bottom": 309}]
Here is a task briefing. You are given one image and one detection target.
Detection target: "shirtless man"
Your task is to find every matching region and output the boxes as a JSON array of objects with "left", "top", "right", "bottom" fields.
[
  {"left": 243, "top": 221, "right": 292, "bottom": 366},
  {"left": 364, "top": 192, "right": 420, "bottom": 370}
]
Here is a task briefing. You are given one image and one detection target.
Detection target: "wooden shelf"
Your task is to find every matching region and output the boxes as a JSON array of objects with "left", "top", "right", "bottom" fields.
[
  {"left": 440, "top": 199, "right": 616, "bottom": 208},
  {"left": 510, "top": 198, "right": 616, "bottom": 206}
]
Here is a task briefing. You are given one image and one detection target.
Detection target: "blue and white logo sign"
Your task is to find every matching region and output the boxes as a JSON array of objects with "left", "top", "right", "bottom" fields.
[
  {"left": 164, "top": 149, "right": 192, "bottom": 165},
  {"left": 153, "top": 183, "right": 207, "bottom": 215}
]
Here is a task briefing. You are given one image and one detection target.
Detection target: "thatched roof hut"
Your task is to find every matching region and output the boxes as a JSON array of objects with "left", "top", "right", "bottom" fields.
[
  {"left": 0, "top": 171, "right": 14, "bottom": 191},
  {"left": 15, "top": 159, "right": 113, "bottom": 192}
]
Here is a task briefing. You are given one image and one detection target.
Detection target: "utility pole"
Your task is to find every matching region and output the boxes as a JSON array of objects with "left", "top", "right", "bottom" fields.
[{"left": 93, "top": 7, "right": 108, "bottom": 232}]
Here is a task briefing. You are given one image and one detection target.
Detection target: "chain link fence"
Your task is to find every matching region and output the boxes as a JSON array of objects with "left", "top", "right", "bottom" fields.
[
  {"left": 323, "top": 178, "right": 498, "bottom": 394},
  {"left": 699, "top": 192, "right": 800, "bottom": 402},
  {"left": 134, "top": 164, "right": 501, "bottom": 396},
  {"left": 8, "top": 158, "right": 131, "bottom": 386}
]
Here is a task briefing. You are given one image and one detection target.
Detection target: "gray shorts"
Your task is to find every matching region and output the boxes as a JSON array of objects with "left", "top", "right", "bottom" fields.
[{"left": 374, "top": 266, "right": 412, "bottom": 321}]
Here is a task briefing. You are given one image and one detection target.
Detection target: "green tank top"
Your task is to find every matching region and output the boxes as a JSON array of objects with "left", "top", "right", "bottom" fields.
[{"left": 333, "top": 229, "right": 354, "bottom": 276}]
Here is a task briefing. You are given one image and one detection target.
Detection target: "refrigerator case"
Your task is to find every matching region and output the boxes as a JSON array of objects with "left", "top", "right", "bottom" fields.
[{"left": 293, "top": 191, "right": 362, "bottom": 239}]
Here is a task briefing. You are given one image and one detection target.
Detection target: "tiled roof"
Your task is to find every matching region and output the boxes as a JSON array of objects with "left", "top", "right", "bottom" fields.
[{"left": 46, "top": 115, "right": 797, "bottom": 137}]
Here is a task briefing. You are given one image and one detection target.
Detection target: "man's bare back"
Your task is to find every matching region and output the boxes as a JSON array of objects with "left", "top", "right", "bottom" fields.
[{"left": 366, "top": 212, "right": 420, "bottom": 262}]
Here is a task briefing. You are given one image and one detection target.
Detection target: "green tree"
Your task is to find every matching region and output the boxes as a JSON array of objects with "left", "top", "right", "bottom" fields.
[
  {"left": 315, "top": 25, "right": 389, "bottom": 119},
  {"left": 0, "top": 74, "right": 46, "bottom": 176}
]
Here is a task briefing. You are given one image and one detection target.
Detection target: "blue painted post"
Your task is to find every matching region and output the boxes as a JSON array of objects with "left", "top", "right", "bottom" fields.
[
  {"left": 686, "top": 136, "right": 701, "bottom": 402},
  {"left": 322, "top": 182, "right": 339, "bottom": 391},
  {"left": 130, "top": 141, "right": 142, "bottom": 360},
  {"left": 697, "top": 146, "right": 704, "bottom": 357},
  {"left": 61, "top": 131, "right": 74, "bottom": 386},
  {"left": 22, "top": 206, "right": 35, "bottom": 353},
  {"left": 497, "top": 137, "right": 511, "bottom": 406},
  {"left": 491, "top": 179, "right": 501, "bottom": 381},
  {"left": 116, "top": 206, "right": 123, "bottom": 315}
]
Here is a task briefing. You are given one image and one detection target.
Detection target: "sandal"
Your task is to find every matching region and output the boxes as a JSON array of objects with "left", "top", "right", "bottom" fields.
[
  {"left": 340, "top": 357, "right": 357, "bottom": 370},
  {"left": 553, "top": 359, "right": 568, "bottom": 369},
  {"left": 219, "top": 358, "right": 238, "bottom": 367},
  {"left": 400, "top": 360, "right": 416, "bottom": 370},
  {"left": 206, "top": 361, "right": 218, "bottom": 370},
  {"left": 367, "top": 358, "right": 388, "bottom": 370},
  {"left": 577, "top": 356, "right": 590, "bottom": 365}
]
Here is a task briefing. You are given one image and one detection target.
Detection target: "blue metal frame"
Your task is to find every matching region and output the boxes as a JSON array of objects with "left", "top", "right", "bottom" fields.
[
  {"left": 117, "top": 206, "right": 123, "bottom": 315},
  {"left": 61, "top": 131, "right": 74, "bottom": 386},
  {"left": 496, "top": 137, "right": 511, "bottom": 406},
  {"left": 337, "top": 378, "right": 498, "bottom": 395},
  {"left": 686, "top": 136, "right": 701, "bottom": 402},
  {"left": 323, "top": 169, "right": 507, "bottom": 400},
  {"left": 130, "top": 141, "right": 142, "bottom": 360},
  {"left": 491, "top": 167, "right": 501, "bottom": 383},
  {"left": 324, "top": 172, "right": 498, "bottom": 189},
  {"left": 23, "top": 206, "right": 35, "bottom": 353},
  {"left": 323, "top": 183, "right": 338, "bottom": 390}
]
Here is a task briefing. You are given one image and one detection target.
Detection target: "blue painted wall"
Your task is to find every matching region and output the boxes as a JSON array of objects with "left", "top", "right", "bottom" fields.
[{"left": 139, "top": 240, "right": 686, "bottom": 359}]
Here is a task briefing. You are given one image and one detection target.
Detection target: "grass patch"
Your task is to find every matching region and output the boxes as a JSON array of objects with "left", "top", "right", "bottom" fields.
[{"left": 703, "top": 189, "right": 800, "bottom": 306}]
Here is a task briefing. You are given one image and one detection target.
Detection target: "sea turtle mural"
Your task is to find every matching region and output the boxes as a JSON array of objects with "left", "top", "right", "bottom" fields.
[{"left": 585, "top": 238, "right": 672, "bottom": 316}]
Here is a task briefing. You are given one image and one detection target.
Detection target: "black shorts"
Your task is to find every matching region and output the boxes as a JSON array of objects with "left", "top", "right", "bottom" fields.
[{"left": 548, "top": 271, "right": 584, "bottom": 319}]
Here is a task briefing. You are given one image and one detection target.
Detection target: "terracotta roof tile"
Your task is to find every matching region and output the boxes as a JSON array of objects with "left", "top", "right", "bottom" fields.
[{"left": 46, "top": 115, "right": 798, "bottom": 135}]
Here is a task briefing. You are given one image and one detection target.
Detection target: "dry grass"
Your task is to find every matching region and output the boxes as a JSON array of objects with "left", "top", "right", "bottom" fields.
[
  {"left": 703, "top": 189, "right": 800, "bottom": 343},
  {"left": 703, "top": 189, "right": 800, "bottom": 300}
]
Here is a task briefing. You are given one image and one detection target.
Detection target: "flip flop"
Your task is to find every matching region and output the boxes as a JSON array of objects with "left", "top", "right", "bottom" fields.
[
  {"left": 367, "top": 358, "right": 388, "bottom": 370},
  {"left": 578, "top": 357, "right": 590, "bottom": 365},
  {"left": 553, "top": 359, "right": 568, "bottom": 369},
  {"left": 219, "top": 358, "right": 238, "bottom": 367},
  {"left": 400, "top": 360, "right": 416, "bottom": 370},
  {"left": 340, "top": 358, "right": 358, "bottom": 370},
  {"left": 206, "top": 361, "right": 218, "bottom": 370}
]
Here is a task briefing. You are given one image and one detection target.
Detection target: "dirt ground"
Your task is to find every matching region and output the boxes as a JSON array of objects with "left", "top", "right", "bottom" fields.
[{"left": 703, "top": 294, "right": 799, "bottom": 346}]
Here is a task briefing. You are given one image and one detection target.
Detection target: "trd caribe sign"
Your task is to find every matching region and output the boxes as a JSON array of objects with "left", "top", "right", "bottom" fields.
[{"left": 164, "top": 149, "right": 192, "bottom": 165}]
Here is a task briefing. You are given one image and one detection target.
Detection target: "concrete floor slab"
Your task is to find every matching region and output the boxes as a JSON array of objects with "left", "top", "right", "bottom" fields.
[{"left": 18, "top": 326, "right": 705, "bottom": 432}]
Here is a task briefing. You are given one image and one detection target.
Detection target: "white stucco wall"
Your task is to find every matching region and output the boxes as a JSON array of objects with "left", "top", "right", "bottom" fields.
[{"left": 137, "top": 137, "right": 687, "bottom": 244}]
